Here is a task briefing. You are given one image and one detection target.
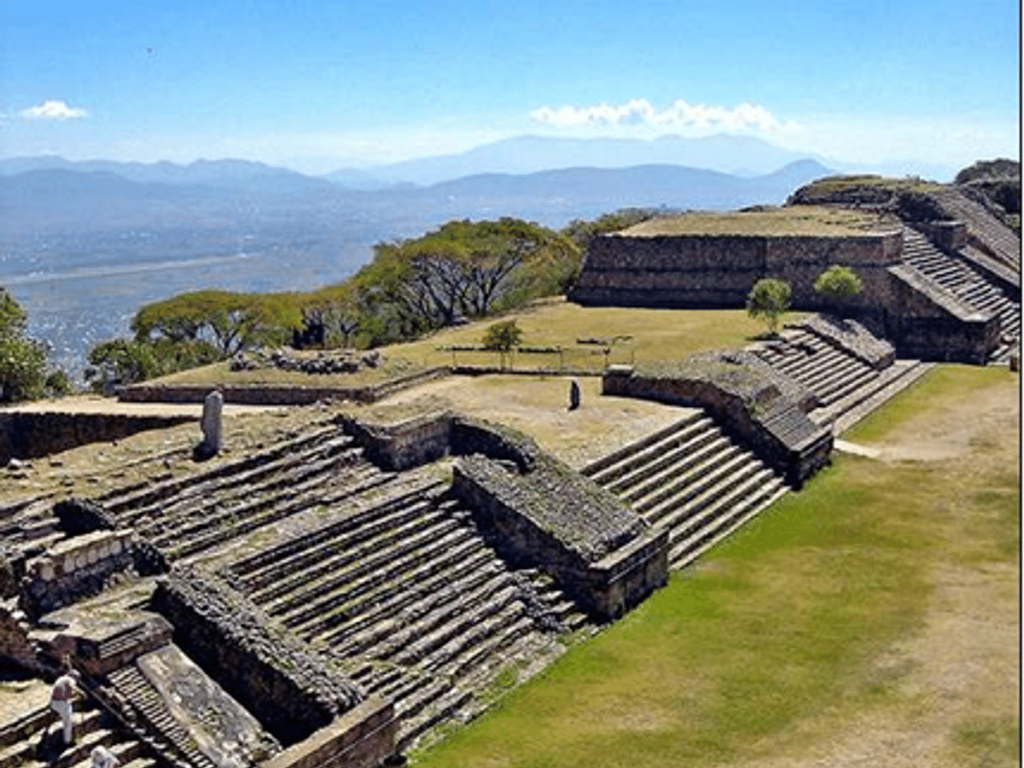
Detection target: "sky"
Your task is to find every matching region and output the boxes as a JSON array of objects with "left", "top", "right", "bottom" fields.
[{"left": 0, "top": 0, "right": 1019, "bottom": 175}]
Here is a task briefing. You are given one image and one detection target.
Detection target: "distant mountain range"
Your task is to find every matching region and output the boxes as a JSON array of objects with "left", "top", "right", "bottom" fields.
[
  {"left": 325, "top": 133, "right": 837, "bottom": 189},
  {"left": 0, "top": 150, "right": 835, "bottom": 237}
]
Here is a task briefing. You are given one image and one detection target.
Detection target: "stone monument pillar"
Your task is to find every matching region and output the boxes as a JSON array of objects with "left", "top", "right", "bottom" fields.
[
  {"left": 568, "top": 379, "right": 581, "bottom": 411},
  {"left": 195, "top": 390, "right": 224, "bottom": 460}
]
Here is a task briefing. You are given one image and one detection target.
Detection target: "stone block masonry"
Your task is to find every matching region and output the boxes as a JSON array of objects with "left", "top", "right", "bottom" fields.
[
  {"left": 603, "top": 353, "right": 833, "bottom": 487},
  {"left": 0, "top": 412, "right": 195, "bottom": 465},
  {"left": 151, "top": 564, "right": 373, "bottom": 748},
  {"left": 571, "top": 230, "right": 903, "bottom": 314},
  {"left": 342, "top": 411, "right": 670, "bottom": 621}
]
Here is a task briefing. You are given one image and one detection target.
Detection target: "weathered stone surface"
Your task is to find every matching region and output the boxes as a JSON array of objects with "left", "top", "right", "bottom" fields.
[
  {"left": 602, "top": 352, "right": 833, "bottom": 487},
  {"left": 152, "top": 564, "right": 363, "bottom": 747}
]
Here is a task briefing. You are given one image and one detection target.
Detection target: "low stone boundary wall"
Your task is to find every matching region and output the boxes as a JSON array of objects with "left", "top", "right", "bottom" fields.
[
  {"left": 118, "top": 366, "right": 452, "bottom": 406},
  {"left": 152, "top": 565, "right": 366, "bottom": 748},
  {"left": 260, "top": 696, "right": 398, "bottom": 768},
  {"left": 0, "top": 412, "right": 195, "bottom": 465}
]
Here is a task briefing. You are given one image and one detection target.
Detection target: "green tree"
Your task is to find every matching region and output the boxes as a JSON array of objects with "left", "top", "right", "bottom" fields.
[
  {"left": 0, "top": 288, "right": 55, "bottom": 403},
  {"left": 87, "top": 339, "right": 162, "bottom": 391},
  {"left": 746, "top": 277, "right": 792, "bottom": 336},
  {"left": 132, "top": 290, "right": 303, "bottom": 356},
  {"left": 814, "top": 264, "right": 863, "bottom": 309},
  {"left": 482, "top": 319, "right": 523, "bottom": 370}
]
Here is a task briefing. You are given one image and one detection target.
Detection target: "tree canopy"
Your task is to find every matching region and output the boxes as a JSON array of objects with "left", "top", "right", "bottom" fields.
[
  {"left": 0, "top": 288, "right": 65, "bottom": 402},
  {"left": 746, "top": 277, "right": 791, "bottom": 335}
]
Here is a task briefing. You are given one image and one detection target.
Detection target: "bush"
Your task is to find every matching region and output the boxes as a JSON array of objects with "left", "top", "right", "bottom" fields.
[{"left": 814, "top": 265, "right": 863, "bottom": 309}]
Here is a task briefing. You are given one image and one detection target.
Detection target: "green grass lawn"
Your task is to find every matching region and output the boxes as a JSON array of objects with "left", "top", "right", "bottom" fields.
[
  {"left": 147, "top": 301, "right": 782, "bottom": 387},
  {"left": 412, "top": 366, "right": 1019, "bottom": 768}
]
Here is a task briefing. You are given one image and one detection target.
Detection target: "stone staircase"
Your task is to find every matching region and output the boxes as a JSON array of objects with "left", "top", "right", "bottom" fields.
[
  {"left": 94, "top": 426, "right": 401, "bottom": 562},
  {"left": 0, "top": 698, "right": 157, "bottom": 768},
  {"left": 749, "top": 326, "right": 932, "bottom": 429},
  {"left": 901, "top": 227, "right": 1020, "bottom": 360},
  {"left": 581, "top": 411, "right": 788, "bottom": 569},
  {"left": 229, "top": 481, "right": 586, "bottom": 751},
  {"left": 932, "top": 188, "right": 1021, "bottom": 270},
  {"left": 106, "top": 666, "right": 217, "bottom": 768}
]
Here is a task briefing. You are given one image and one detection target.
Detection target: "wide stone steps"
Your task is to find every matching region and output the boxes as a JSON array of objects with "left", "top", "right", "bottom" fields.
[
  {"left": 265, "top": 516, "right": 474, "bottom": 633},
  {"left": 107, "top": 665, "right": 217, "bottom": 768},
  {"left": 147, "top": 456, "right": 387, "bottom": 560},
  {"left": 931, "top": 188, "right": 1021, "bottom": 268},
  {"left": 630, "top": 442, "right": 746, "bottom": 516},
  {"left": 581, "top": 410, "right": 709, "bottom": 487},
  {"left": 335, "top": 566, "right": 512, "bottom": 660},
  {"left": 585, "top": 415, "right": 787, "bottom": 570},
  {"left": 668, "top": 477, "right": 788, "bottom": 569},
  {"left": 245, "top": 495, "right": 443, "bottom": 605},
  {"left": 754, "top": 331, "right": 880, "bottom": 407},
  {"left": 97, "top": 425, "right": 345, "bottom": 519},
  {"left": 901, "top": 228, "right": 1020, "bottom": 358},
  {"left": 128, "top": 436, "right": 362, "bottom": 532}
]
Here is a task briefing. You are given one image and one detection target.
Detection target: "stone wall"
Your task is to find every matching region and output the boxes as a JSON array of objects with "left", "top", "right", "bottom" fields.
[
  {"left": 260, "top": 697, "right": 398, "bottom": 768},
  {"left": 118, "top": 367, "right": 452, "bottom": 406},
  {"left": 570, "top": 230, "right": 903, "bottom": 315},
  {"left": 339, "top": 412, "right": 454, "bottom": 471},
  {"left": 887, "top": 265, "right": 1001, "bottom": 364},
  {"left": 342, "top": 412, "right": 669, "bottom": 621},
  {"left": 0, "top": 412, "right": 195, "bottom": 465},
  {"left": 21, "top": 529, "right": 137, "bottom": 617},
  {"left": 602, "top": 354, "right": 833, "bottom": 487},
  {"left": 451, "top": 454, "right": 668, "bottom": 621},
  {"left": 151, "top": 565, "right": 366, "bottom": 748}
]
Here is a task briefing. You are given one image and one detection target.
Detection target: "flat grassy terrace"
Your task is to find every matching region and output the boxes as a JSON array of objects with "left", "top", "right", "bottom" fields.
[
  {"left": 145, "top": 299, "right": 780, "bottom": 386},
  {"left": 620, "top": 205, "right": 891, "bottom": 237},
  {"left": 412, "top": 365, "right": 1019, "bottom": 768}
]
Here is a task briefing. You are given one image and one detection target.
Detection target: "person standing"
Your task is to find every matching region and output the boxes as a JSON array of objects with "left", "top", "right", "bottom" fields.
[{"left": 49, "top": 669, "right": 79, "bottom": 746}]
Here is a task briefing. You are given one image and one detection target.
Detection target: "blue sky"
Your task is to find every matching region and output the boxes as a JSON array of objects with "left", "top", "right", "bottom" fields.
[{"left": 1, "top": 0, "right": 1019, "bottom": 174}]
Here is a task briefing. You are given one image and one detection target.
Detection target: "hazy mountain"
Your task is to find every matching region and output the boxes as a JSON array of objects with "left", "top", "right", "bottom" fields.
[
  {"left": 327, "top": 133, "right": 835, "bottom": 189},
  {"left": 0, "top": 156, "right": 334, "bottom": 195},
  {"left": 0, "top": 158, "right": 835, "bottom": 238}
]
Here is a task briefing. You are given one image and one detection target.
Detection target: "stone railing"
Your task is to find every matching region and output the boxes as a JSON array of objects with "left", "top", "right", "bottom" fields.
[
  {"left": 602, "top": 353, "right": 833, "bottom": 487},
  {"left": 151, "top": 565, "right": 371, "bottom": 748}
]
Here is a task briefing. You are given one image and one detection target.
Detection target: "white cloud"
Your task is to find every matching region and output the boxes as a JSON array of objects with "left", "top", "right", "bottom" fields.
[
  {"left": 19, "top": 100, "right": 88, "bottom": 121},
  {"left": 530, "top": 98, "right": 798, "bottom": 135}
]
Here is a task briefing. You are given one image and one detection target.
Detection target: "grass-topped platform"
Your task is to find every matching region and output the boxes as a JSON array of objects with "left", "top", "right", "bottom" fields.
[{"left": 133, "top": 301, "right": 783, "bottom": 398}]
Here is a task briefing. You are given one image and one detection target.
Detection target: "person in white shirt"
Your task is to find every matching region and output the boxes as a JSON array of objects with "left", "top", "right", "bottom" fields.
[
  {"left": 49, "top": 669, "right": 79, "bottom": 746},
  {"left": 90, "top": 744, "right": 120, "bottom": 768}
]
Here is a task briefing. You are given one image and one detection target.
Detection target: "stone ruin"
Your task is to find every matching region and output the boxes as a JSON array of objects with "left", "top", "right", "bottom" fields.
[
  {"left": 231, "top": 348, "right": 384, "bottom": 375},
  {"left": 570, "top": 183, "right": 1020, "bottom": 366}
]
